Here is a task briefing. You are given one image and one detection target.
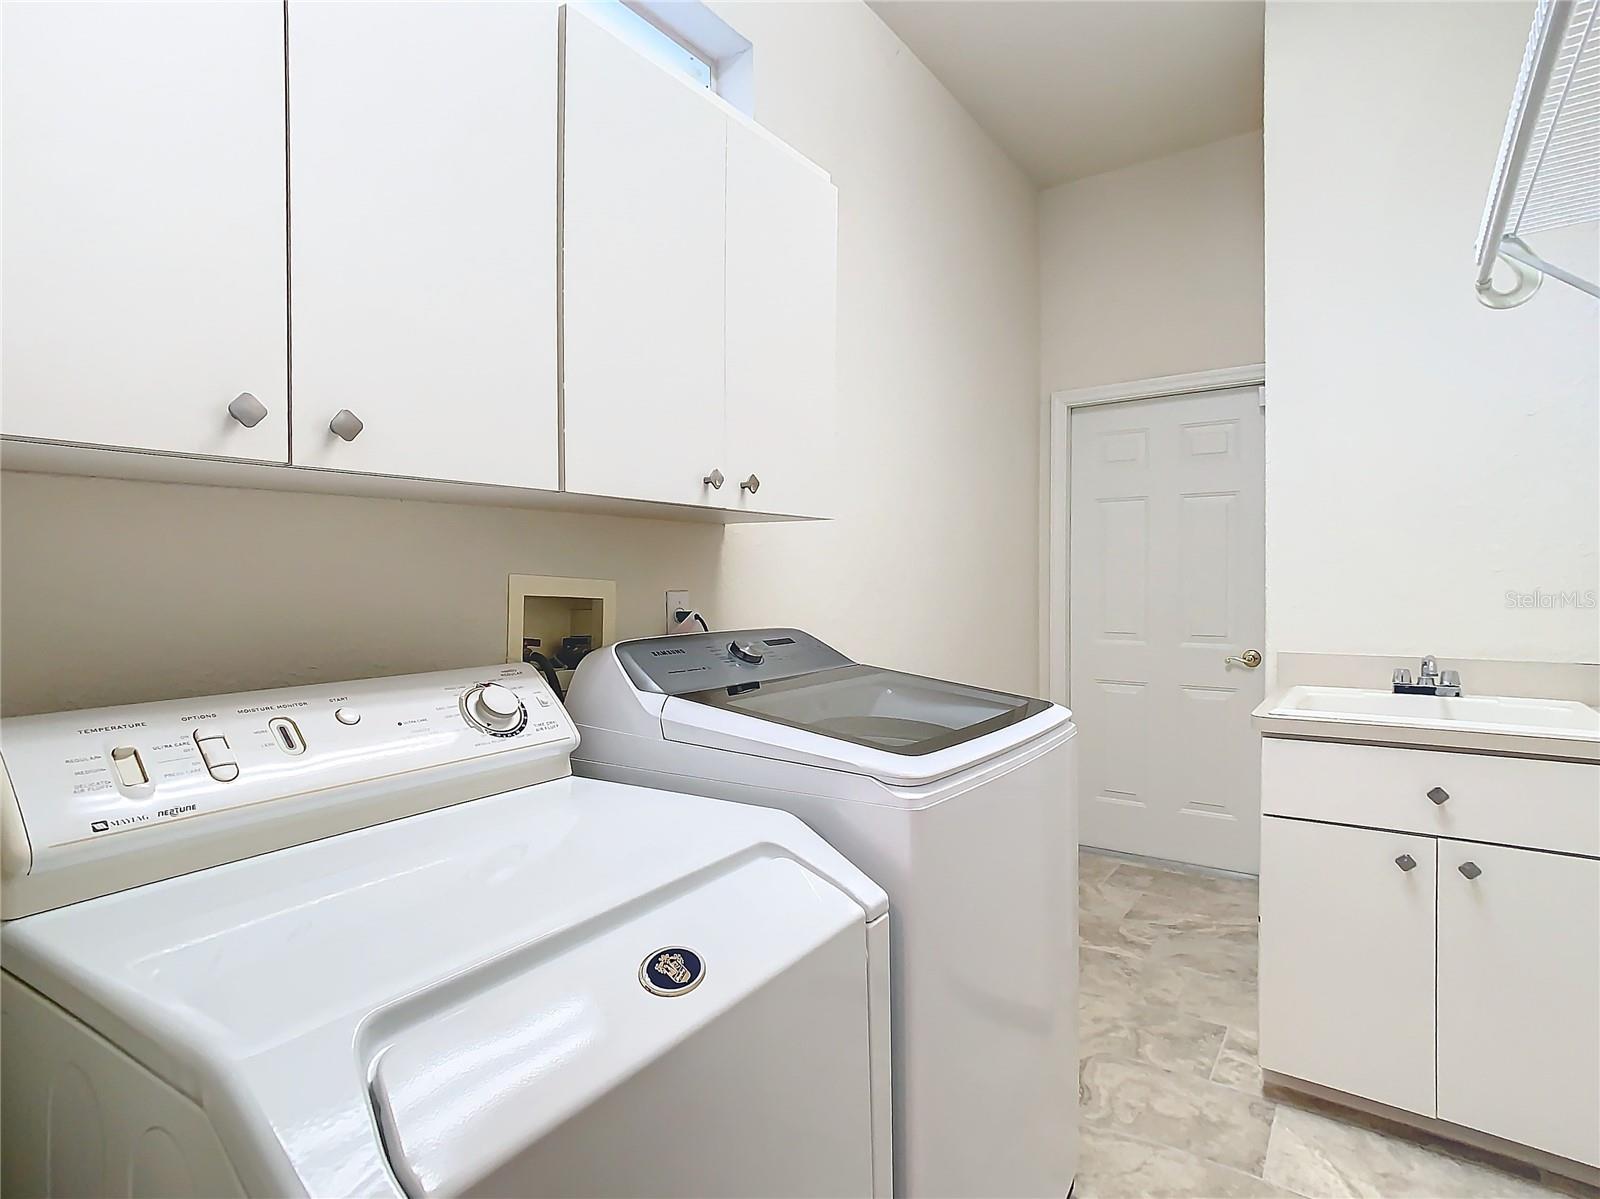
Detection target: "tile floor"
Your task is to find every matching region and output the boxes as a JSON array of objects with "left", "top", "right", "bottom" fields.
[{"left": 1075, "top": 849, "right": 1579, "bottom": 1199}]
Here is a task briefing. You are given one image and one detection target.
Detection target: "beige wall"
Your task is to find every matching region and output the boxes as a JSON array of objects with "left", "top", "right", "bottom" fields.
[
  {"left": 1039, "top": 131, "right": 1264, "bottom": 394},
  {"left": 0, "top": 474, "right": 724, "bottom": 714},
  {"left": 1265, "top": 1, "right": 1599, "bottom": 664},
  {"left": 0, "top": 1, "right": 1043, "bottom": 716}
]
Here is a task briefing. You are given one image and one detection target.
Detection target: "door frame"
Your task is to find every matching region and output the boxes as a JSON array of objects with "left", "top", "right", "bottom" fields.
[{"left": 1041, "top": 363, "right": 1266, "bottom": 706}]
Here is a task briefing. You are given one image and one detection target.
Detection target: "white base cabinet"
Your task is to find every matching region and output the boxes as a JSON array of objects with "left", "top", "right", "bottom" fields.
[
  {"left": 1261, "top": 737, "right": 1600, "bottom": 1170},
  {"left": 1437, "top": 841, "right": 1600, "bottom": 1167},
  {"left": 1260, "top": 819, "right": 1438, "bottom": 1117}
]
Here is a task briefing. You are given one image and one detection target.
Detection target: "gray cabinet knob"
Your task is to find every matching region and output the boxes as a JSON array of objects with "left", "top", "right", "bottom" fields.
[
  {"left": 1427, "top": 786, "right": 1450, "bottom": 805},
  {"left": 702, "top": 469, "right": 724, "bottom": 490},
  {"left": 1395, "top": 853, "right": 1417, "bottom": 872},
  {"left": 329, "top": 409, "right": 364, "bottom": 442},
  {"left": 740, "top": 474, "right": 761, "bottom": 494},
  {"left": 1458, "top": 861, "right": 1482, "bottom": 880},
  {"left": 227, "top": 392, "right": 268, "bottom": 428}
]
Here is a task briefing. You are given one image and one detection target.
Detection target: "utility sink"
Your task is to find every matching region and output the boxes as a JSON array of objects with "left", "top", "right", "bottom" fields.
[{"left": 1265, "top": 685, "right": 1600, "bottom": 743}]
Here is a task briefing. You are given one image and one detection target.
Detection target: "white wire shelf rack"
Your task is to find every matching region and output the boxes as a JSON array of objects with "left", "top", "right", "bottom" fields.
[{"left": 1475, "top": 0, "right": 1600, "bottom": 308}]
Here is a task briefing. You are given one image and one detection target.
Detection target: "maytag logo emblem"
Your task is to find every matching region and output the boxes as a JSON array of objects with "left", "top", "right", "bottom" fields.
[
  {"left": 639, "top": 946, "right": 706, "bottom": 996},
  {"left": 89, "top": 814, "right": 149, "bottom": 834}
]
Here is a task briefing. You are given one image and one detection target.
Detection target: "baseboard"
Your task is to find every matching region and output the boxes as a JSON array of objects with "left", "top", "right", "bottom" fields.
[{"left": 1263, "top": 1071, "right": 1600, "bottom": 1196}]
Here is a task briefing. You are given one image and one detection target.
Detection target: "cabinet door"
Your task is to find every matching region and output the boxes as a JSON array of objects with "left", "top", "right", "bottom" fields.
[
  {"left": 287, "top": 2, "right": 558, "bottom": 488},
  {"left": 1438, "top": 842, "right": 1600, "bottom": 1167},
  {"left": 724, "top": 118, "right": 838, "bottom": 518},
  {"left": 1, "top": 2, "right": 288, "bottom": 461},
  {"left": 561, "top": 9, "right": 727, "bottom": 508},
  {"left": 1259, "top": 817, "right": 1437, "bottom": 1116}
]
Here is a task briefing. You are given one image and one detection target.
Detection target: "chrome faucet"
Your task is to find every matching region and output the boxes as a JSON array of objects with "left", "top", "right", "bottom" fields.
[{"left": 1393, "top": 656, "right": 1462, "bottom": 696}]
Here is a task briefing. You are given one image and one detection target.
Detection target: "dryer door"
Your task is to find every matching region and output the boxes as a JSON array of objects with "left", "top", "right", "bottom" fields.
[{"left": 370, "top": 854, "right": 879, "bottom": 1199}]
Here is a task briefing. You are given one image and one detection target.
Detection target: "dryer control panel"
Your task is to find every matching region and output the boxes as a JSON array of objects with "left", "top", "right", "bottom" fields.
[{"left": 0, "top": 664, "right": 576, "bottom": 918}]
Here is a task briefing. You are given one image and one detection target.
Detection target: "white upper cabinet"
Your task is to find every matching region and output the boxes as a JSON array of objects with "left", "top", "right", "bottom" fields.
[
  {"left": 286, "top": 2, "right": 559, "bottom": 489},
  {"left": 724, "top": 119, "right": 839, "bottom": 518},
  {"left": 3, "top": 2, "right": 835, "bottom": 521},
  {"left": 1, "top": 2, "right": 289, "bottom": 462},
  {"left": 562, "top": 9, "right": 728, "bottom": 508}
]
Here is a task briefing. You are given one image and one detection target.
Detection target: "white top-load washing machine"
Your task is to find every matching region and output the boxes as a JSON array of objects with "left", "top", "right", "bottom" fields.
[
  {"left": 565, "top": 629, "right": 1079, "bottom": 1199},
  {"left": 0, "top": 663, "right": 892, "bottom": 1199}
]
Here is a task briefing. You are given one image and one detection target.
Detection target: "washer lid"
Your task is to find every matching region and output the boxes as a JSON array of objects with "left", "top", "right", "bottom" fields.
[{"left": 662, "top": 674, "right": 1073, "bottom": 788}]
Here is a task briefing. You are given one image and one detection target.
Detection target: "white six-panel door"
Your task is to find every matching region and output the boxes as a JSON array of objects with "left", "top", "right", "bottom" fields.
[
  {"left": 286, "top": 2, "right": 560, "bottom": 488},
  {"left": 562, "top": 9, "right": 727, "bottom": 508},
  {"left": 1070, "top": 387, "right": 1265, "bottom": 872},
  {"left": 1, "top": 2, "right": 288, "bottom": 462}
]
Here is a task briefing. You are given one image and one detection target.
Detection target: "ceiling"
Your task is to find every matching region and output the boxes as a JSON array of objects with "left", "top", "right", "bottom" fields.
[{"left": 868, "top": 1, "right": 1264, "bottom": 187}]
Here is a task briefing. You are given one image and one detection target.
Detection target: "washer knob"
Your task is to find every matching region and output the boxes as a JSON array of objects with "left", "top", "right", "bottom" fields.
[
  {"left": 729, "top": 640, "right": 765, "bottom": 664},
  {"left": 464, "top": 683, "right": 524, "bottom": 732}
]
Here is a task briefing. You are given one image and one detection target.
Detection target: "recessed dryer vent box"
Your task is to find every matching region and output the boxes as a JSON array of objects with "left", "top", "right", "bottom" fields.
[{"left": 506, "top": 575, "right": 617, "bottom": 670}]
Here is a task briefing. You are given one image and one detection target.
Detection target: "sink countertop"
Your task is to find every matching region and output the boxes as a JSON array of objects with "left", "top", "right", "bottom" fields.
[{"left": 1253, "top": 685, "right": 1600, "bottom": 763}]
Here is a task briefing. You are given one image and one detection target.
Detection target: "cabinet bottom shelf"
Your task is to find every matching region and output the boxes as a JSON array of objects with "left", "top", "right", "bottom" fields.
[
  {"left": 0, "top": 438, "right": 824, "bottom": 524},
  {"left": 1262, "top": 1071, "right": 1600, "bottom": 1193}
]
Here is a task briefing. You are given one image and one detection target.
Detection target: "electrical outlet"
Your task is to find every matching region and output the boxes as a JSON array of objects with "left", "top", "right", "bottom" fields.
[{"left": 665, "top": 590, "right": 690, "bottom": 634}]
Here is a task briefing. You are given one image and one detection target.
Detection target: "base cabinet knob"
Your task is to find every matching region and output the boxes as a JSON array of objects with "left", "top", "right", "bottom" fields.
[
  {"left": 1458, "top": 861, "right": 1482, "bottom": 880},
  {"left": 1427, "top": 786, "right": 1450, "bottom": 805},
  {"left": 1395, "top": 853, "right": 1417, "bottom": 872}
]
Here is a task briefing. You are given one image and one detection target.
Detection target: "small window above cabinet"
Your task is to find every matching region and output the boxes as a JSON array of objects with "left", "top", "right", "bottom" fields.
[{"left": 561, "top": 7, "right": 838, "bottom": 520}]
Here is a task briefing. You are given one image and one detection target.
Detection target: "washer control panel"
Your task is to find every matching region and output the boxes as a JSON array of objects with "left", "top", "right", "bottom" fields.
[
  {"left": 615, "top": 628, "right": 854, "bottom": 695},
  {"left": 0, "top": 663, "right": 574, "bottom": 885}
]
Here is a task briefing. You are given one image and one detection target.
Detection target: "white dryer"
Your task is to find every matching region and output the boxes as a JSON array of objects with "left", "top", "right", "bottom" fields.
[
  {"left": 0, "top": 663, "right": 891, "bottom": 1198},
  {"left": 565, "top": 629, "right": 1079, "bottom": 1199}
]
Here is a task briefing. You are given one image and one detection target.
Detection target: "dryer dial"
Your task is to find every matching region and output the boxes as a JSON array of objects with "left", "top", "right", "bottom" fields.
[{"left": 461, "top": 683, "right": 526, "bottom": 735}]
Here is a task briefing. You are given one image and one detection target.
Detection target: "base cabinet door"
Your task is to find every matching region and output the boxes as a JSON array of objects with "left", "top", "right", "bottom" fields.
[
  {"left": 2, "top": 2, "right": 288, "bottom": 461},
  {"left": 287, "top": 1, "right": 559, "bottom": 488},
  {"left": 724, "top": 118, "right": 837, "bottom": 519},
  {"left": 1260, "top": 817, "right": 1437, "bottom": 1116},
  {"left": 1437, "top": 842, "right": 1600, "bottom": 1167},
  {"left": 561, "top": 9, "right": 727, "bottom": 508}
]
